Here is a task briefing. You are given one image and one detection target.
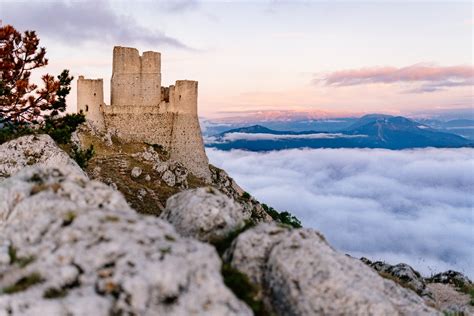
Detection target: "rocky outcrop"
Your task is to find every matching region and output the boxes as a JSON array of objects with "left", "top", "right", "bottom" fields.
[
  {"left": 0, "top": 166, "right": 252, "bottom": 315},
  {"left": 426, "top": 271, "right": 473, "bottom": 315},
  {"left": 361, "top": 259, "right": 474, "bottom": 314},
  {"left": 227, "top": 223, "right": 440, "bottom": 315},
  {"left": 427, "top": 270, "right": 472, "bottom": 287},
  {"left": 133, "top": 146, "right": 189, "bottom": 189},
  {"left": 427, "top": 283, "right": 474, "bottom": 315},
  {"left": 0, "top": 134, "right": 85, "bottom": 180},
  {"left": 160, "top": 187, "right": 249, "bottom": 243},
  {"left": 361, "top": 258, "right": 432, "bottom": 298},
  {"left": 210, "top": 165, "right": 272, "bottom": 222},
  {"left": 1, "top": 134, "right": 456, "bottom": 315}
]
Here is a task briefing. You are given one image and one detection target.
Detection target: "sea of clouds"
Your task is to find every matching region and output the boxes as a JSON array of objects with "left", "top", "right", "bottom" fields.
[
  {"left": 207, "top": 147, "right": 474, "bottom": 278},
  {"left": 205, "top": 132, "right": 366, "bottom": 144}
]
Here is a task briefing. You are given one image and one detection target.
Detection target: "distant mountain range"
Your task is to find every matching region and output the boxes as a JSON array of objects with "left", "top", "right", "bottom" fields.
[{"left": 205, "top": 114, "right": 473, "bottom": 151}]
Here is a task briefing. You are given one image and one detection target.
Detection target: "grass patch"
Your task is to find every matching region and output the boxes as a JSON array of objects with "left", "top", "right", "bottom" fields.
[
  {"left": 102, "top": 215, "right": 120, "bottom": 222},
  {"left": 212, "top": 221, "right": 255, "bottom": 256},
  {"left": 456, "top": 282, "right": 474, "bottom": 306},
  {"left": 378, "top": 271, "right": 419, "bottom": 294},
  {"left": 43, "top": 287, "right": 68, "bottom": 299},
  {"left": 62, "top": 211, "right": 77, "bottom": 226},
  {"left": 8, "top": 244, "right": 35, "bottom": 268},
  {"left": 2, "top": 272, "right": 43, "bottom": 294},
  {"left": 221, "top": 263, "right": 266, "bottom": 315},
  {"left": 165, "top": 234, "right": 176, "bottom": 242},
  {"left": 8, "top": 244, "right": 17, "bottom": 264},
  {"left": 16, "top": 256, "right": 36, "bottom": 268}
]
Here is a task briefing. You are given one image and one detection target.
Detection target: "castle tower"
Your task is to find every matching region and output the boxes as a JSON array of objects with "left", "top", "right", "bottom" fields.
[
  {"left": 111, "top": 47, "right": 161, "bottom": 106},
  {"left": 170, "top": 80, "right": 198, "bottom": 115},
  {"left": 77, "top": 76, "right": 105, "bottom": 129},
  {"left": 77, "top": 46, "right": 211, "bottom": 180}
]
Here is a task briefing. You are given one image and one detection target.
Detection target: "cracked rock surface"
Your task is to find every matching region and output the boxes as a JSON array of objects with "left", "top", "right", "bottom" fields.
[
  {"left": 228, "top": 223, "right": 440, "bottom": 316},
  {"left": 0, "top": 166, "right": 251, "bottom": 316}
]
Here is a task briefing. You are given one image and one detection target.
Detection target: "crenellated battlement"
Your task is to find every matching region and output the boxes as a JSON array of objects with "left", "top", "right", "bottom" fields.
[{"left": 77, "top": 46, "right": 210, "bottom": 179}]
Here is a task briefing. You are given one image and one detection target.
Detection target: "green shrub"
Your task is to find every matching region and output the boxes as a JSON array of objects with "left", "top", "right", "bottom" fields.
[
  {"left": 0, "top": 113, "right": 85, "bottom": 145},
  {"left": 265, "top": 205, "right": 302, "bottom": 228},
  {"left": 242, "top": 192, "right": 251, "bottom": 200},
  {"left": 7, "top": 244, "right": 35, "bottom": 267},
  {"left": 71, "top": 145, "right": 94, "bottom": 169},
  {"left": 0, "top": 125, "right": 34, "bottom": 144},
  {"left": 2, "top": 272, "right": 43, "bottom": 294},
  {"left": 43, "top": 287, "right": 68, "bottom": 299},
  {"left": 278, "top": 211, "right": 302, "bottom": 228},
  {"left": 42, "top": 113, "right": 85, "bottom": 144},
  {"left": 212, "top": 221, "right": 255, "bottom": 256}
]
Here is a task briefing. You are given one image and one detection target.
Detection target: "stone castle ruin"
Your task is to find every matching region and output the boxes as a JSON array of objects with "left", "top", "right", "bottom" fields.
[{"left": 77, "top": 46, "right": 210, "bottom": 179}]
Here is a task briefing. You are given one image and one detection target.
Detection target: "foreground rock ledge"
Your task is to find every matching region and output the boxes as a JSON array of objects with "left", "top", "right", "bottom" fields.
[
  {"left": 0, "top": 166, "right": 251, "bottom": 315},
  {"left": 0, "top": 134, "right": 86, "bottom": 180},
  {"left": 228, "top": 223, "right": 441, "bottom": 316}
]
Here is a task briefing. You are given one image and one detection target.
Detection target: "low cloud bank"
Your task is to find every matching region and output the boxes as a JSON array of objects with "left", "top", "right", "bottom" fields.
[
  {"left": 206, "top": 132, "right": 366, "bottom": 144},
  {"left": 207, "top": 147, "right": 474, "bottom": 277}
]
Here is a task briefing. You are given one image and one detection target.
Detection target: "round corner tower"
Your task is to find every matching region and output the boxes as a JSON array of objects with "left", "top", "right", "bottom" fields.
[{"left": 77, "top": 76, "right": 105, "bottom": 129}]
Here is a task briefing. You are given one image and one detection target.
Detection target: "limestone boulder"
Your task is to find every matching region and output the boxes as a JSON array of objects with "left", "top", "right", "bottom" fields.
[
  {"left": 132, "top": 146, "right": 161, "bottom": 164},
  {"left": 131, "top": 147, "right": 189, "bottom": 189},
  {"left": 161, "top": 169, "right": 176, "bottom": 187},
  {"left": 130, "top": 166, "right": 142, "bottom": 178},
  {"left": 158, "top": 161, "right": 189, "bottom": 189},
  {"left": 0, "top": 166, "right": 252, "bottom": 316},
  {"left": 0, "top": 134, "right": 85, "bottom": 180},
  {"left": 224, "top": 223, "right": 288, "bottom": 285},
  {"left": 228, "top": 223, "right": 440, "bottom": 316},
  {"left": 160, "top": 187, "right": 250, "bottom": 243}
]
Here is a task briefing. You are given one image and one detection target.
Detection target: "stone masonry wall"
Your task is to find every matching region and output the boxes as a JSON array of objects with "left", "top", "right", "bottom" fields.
[
  {"left": 103, "top": 80, "right": 210, "bottom": 179},
  {"left": 77, "top": 47, "right": 210, "bottom": 180}
]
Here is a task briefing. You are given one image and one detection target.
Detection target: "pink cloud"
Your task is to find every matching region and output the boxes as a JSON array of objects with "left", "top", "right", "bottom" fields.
[{"left": 318, "top": 64, "right": 474, "bottom": 92}]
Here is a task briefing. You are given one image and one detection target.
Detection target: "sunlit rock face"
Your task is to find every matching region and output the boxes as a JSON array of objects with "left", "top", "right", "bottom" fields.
[
  {"left": 0, "top": 134, "right": 85, "bottom": 180},
  {"left": 227, "top": 223, "right": 440, "bottom": 316},
  {"left": 0, "top": 166, "right": 251, "bottom": 316}
]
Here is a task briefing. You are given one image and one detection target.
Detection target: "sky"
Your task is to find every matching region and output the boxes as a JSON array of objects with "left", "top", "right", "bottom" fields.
[
  {"left": 207, "top": 147, "right": 474, "bottom": 278},
  {"left": 1, "top": 0, "right": 473, "bottom": 119}
]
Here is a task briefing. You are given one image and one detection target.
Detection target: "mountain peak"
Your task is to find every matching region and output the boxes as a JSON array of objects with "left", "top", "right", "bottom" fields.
[{"left": 221, "top": 125, "right": 275, "bottom": 135}]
